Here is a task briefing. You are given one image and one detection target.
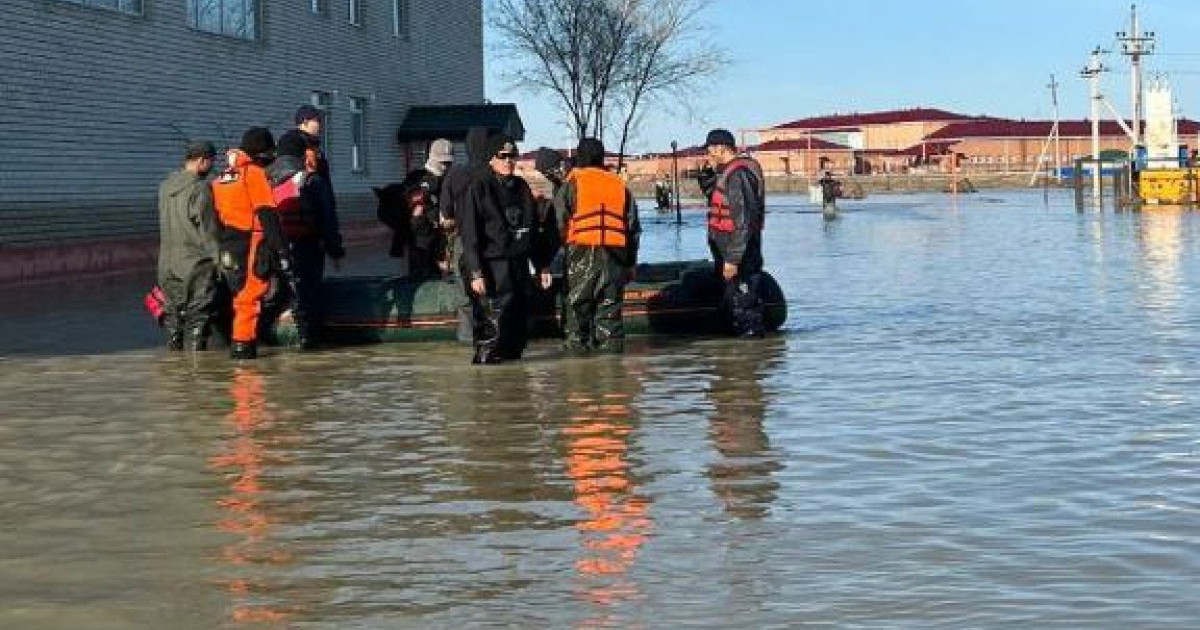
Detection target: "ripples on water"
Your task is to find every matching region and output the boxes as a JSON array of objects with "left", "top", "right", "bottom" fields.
[{"left": 1, "top": 191, "right": 1199, "bottom": 629}]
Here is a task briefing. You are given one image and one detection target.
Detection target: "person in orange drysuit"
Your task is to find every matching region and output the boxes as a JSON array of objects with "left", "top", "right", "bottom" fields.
[{"left": 212, "top": 127, "right": 290, "bottom": 360}]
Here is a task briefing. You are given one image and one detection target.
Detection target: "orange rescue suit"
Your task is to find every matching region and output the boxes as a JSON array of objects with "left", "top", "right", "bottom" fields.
[
  {"left": 565, "top": 167, "right": 628, "bottom": 248},
  {"left": 707, "top": 157, "right": 764, "bottom": 234},
  {"left": 213, "top": 151, "right": 279, "bottom": 345}
]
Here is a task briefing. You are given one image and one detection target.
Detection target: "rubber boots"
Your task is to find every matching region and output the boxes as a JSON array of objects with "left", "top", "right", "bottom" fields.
[{"left": 230, "top": 340, "right": 258, "bottom": 360}]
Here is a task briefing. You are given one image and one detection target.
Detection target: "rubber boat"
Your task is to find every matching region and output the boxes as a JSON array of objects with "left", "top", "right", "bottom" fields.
[{"left": 272, "top": 260, "right": 787, "bottom": 344}]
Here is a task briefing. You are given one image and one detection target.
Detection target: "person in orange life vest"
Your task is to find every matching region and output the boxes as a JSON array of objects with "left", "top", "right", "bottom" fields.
[
  {"left": 458, "top": 134, "right": 554, "bottom": 364},
  {"left": 212, "top": 127, "right": 290, "bottom": 360},
  {"left": 553, "top": 137, "right": 640, "bottom": 354},
  {"left": 157, "top": 140, "right": 221, "bottom": 351},
  {"left": 698, "top": 128, "right": 768, "bottom": 338}
]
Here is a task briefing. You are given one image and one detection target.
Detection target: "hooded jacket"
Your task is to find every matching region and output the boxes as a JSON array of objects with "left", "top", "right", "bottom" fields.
[
  {"left": 157, "top": 168, "right": 220, "bottom": 284},
  {"left": 440, "top": 127, "right": 490, "bottom": 223}
]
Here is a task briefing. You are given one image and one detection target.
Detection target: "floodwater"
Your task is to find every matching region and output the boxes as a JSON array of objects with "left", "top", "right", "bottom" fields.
[{"left": 2, "top": 191, "right": 1199, "bottom": 629}]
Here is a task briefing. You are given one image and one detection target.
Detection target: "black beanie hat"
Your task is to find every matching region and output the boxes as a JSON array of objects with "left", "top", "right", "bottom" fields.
[
  {"left": 240, "top": 126, "right": 275, "bottom": 158},
  {"left": 533, "top": 147, "right": 563, "bottom": 174},
  {"left": 575, "top": 137, "right": 606, "bottom": 168},
  {"left": 484, "top": 133, "right": 518, "bottom": 158},
  {"left": 704, "top": 128, "right": 737, "bottom": 149},
  {"left": 276, "top": 132, "right": 307, "bottom": 159}
]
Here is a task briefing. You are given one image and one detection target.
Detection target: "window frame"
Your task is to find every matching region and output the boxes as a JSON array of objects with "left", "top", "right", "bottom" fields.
[
  {"left": 348, "top": 0, "right": 362, "bottom": 27},
  {"left": 310, "top": 91, "right": 333, "bottom": 167},
  {"left": 309, "top": 0, "right": 328, "bottom": 16},
  {"left": 57, "top": 0, "right": 143, "bottom": 15},
  {"left": 392, "top": 0, "right": 410, "bottom": 39},
  {"left": 349, "top": 97, "right": 368, "bottom": 173},
  {"left": 185, "top": 0, "right": 260, "bottom": 41}
]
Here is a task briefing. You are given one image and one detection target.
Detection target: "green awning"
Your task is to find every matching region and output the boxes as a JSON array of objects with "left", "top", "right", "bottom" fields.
[{"left": 396, "top": 103, "right": 525, "bottom": 143}]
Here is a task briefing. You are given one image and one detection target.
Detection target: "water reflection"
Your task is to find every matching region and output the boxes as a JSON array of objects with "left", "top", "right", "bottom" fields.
[
  {"left": 559, "top": 358, "right": 653, "bottom": 630},
  {"left": 1134, "top": 209, "right": 1184, "bottom": 317},
  {"left": 210, "top": 366, "right": 295, "bottom": 625},
  {"left": 705, "top": 339, "right": 784, "bottom": 520}
]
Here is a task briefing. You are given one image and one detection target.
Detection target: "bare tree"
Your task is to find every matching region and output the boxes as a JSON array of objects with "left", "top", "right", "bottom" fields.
[{"left": 491, "top": 0, "right": 724, "bottom": 160}]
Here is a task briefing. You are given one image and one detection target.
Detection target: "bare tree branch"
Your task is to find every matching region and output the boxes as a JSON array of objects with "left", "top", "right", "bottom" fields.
[{"left": 489, "top": 0, "right": 724, "bottom": 154}]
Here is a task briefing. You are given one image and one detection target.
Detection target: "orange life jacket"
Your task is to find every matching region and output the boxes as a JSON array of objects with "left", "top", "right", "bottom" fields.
[
  {"left": 213, "top": 151, "right": 276, "bottom": 233},
  {"left": 707, "top": 157, "right": 765, "bottom": 234},
  {"left": 565, "top": 167, "right": 628, "bottom": 248}
]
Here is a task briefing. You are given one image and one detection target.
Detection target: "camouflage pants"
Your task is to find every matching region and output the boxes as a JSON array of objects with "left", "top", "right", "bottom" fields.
[{"left": 563, "top": 246, "right": 629, "bottom": 352}]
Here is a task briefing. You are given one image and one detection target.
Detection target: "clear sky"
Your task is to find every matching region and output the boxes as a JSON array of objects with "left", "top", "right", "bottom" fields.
[{"left": 482, "top": 0, "right": 1200, "bottom": 153}]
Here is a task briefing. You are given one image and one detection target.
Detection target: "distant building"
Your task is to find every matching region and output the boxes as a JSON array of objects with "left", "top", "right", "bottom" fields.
[
  {"left": 620, "top": 107, "right": 1199, "bottom": 180},
  {"left": 1, "top": 0, "right": 485, "bottom": 254}
]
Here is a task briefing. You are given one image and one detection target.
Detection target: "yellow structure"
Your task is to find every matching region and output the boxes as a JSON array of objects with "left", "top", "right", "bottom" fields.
[{"left": 1138, "top": 169, "right": 1200, "bottom": 205}]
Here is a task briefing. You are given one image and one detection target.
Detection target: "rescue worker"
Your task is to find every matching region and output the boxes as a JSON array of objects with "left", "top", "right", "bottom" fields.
[
  {"left": 212, "top": 127, "right": 290, "bottom": 360},
  {"left": 458, "top": 134, "right": 553, "bottom": 364},
  {"left": 380, "top": 138, "right": 454, "bottom": 278},
  {"left": 264, "top": 106, "right": 344, "bottom": 349},
  {"left": 554, "top": 137, "right": 640, "bottom": 354},
  {"left": 157, "top": 140, "right": 221, "bottom": 351},
  {"left": 263, "top": 131, "right": 342, "bottom": 349},
  {"left": 698, "top": 128, "right": 768, "bottom": 338}
]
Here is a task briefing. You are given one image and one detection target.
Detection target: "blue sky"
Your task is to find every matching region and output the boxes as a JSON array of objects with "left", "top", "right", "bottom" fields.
[{"left": 483, "top": 0, "right": 1200, "bottom": 152}]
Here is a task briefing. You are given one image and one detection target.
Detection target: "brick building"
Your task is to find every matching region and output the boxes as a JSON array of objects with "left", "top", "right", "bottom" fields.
[{"left": 1, "top": 0, "right": 484, "bottom": 254}]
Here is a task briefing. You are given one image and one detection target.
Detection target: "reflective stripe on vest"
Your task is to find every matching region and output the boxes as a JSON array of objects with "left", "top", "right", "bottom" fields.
[
  {"left": 707, "top": 157, "right": 765, "bottom": 234},
  {"left": 566, "top": 168, "right": 628, "bottom": 247}
]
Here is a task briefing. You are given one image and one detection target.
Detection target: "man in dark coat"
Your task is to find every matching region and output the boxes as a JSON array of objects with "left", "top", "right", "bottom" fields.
[
  {"left": 157, "top": 140, "right": 221, "bottom": 350},
  {"left": 458, "top": 134, "right": 553, "bottom": 364},
  {"left": 261, "top": 106, "right": 345, "bottom": 349},
  {"left": 699, "top": 128, "right": 768, "bottom": 338},
  {"left": 554, "top": 138, "right": 640, "bottom": 353}
]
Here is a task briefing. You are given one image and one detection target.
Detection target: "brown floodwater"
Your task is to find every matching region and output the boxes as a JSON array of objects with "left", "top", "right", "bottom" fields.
[{"left": 2, "top": 191, "right": 1198, "bottom": 628}]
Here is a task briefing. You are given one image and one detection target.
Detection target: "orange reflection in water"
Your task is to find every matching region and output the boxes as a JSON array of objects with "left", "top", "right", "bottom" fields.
[
  {"left": 564, "top": 389, "right": 653, "bottom": 629},
  {"left": 209, "top": 367, "right": 295, "bottom": 625}
]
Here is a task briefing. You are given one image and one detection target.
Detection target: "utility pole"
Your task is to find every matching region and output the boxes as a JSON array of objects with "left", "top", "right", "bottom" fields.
[
  {"left": 1081, "top": 47, "right": 1108, "bottom": 204},
  {"left": 1117, "top": 3, "right": 1155, "bottom": 148},
  {"left": 1049, "top": 73, "right": 1062, "bottom": 180}
]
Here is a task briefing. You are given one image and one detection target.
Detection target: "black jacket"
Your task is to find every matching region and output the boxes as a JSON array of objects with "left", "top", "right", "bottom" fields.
[
  {"left": 709, "top": 159, "right": 765, "bottom": 265},
  {"left": 273, "top": 130, "right": 344, "bottom": 258},
  {"left": 459, "top": 170, "right": 549, "bottom": 279}
]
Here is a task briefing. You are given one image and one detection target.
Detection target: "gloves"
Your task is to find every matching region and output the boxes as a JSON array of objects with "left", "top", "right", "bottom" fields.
[{"left": 696, "top": 164, "right": 718, "bottom": 201}]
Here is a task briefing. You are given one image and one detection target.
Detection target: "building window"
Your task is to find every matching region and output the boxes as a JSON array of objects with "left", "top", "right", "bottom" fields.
[
  {"left": 392, "top": 0, "right": 409, "bottom": 38},
  {"left": 309, "top": 0, "right": 327, "bottom": 15},
  {"left": 57, "top": 0, "right": 143, "bottom": 14},
  {"left": 186, "top": 0, "right": 258, "bottom": 40},
  {"left": 349, "top": 97, "right": 367, "bottom": 173},
  {"left": 348, "top": 0, "right": 362, "bottom": 26}
]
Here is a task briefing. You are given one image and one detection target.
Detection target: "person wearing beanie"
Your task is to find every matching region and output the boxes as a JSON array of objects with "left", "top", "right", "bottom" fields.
[
  {"left": 457, "top": 134, "right": 552, "bottom": 364},
  {"left": 156, "top": 139, "right": 221, "bottom": 351},
  {"left": 257, "top": 106, "right": 346, "bottom": 350},
  {"left": 702, "top": 127, "right": 768, "bottom": 338},
  {"left": 211, "top": 126, "right": 290, "bottom": 359},
  {"left": 378, "top": 138, "right": 456, "bottom": 279},
  {"left": 553, "top": 137, "right": 640, "bottom": 354}
]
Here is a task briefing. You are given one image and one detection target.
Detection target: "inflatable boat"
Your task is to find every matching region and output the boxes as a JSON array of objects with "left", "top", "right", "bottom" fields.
[{"left": 271, "top": 260, "right": 787, "bottom": 344}]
